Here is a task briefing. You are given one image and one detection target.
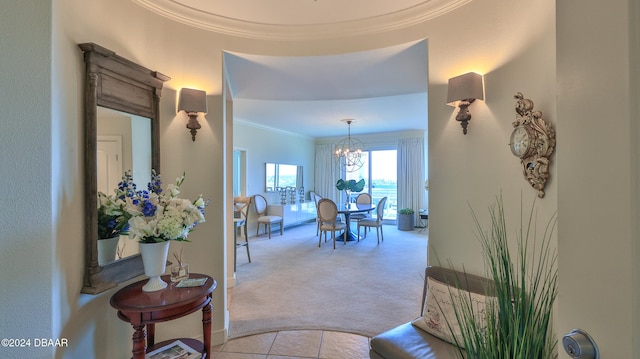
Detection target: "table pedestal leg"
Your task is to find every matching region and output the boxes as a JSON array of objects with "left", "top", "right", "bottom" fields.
[
  {"left": 131, "top": 324, "right": 146, "bottom": 359},
  {"left": 341, "top": 213, "right": 361, "bottom": 241},
  {"left": 202, "top": 299, "right": 212, "bottom": 357},
  {"left": 147, "top": 323, "right": 155, "bottom": 347}
]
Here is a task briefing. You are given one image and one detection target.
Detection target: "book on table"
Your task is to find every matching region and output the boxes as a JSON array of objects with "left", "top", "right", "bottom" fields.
[{"left": 146, "top": 339, "right": 201, "bottom": 359}]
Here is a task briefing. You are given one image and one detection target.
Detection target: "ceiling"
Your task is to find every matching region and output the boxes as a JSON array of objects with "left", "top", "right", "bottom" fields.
[
  {"left": 224, "top": 41, "right": 428, "bottom": 137},
  {"left": 132, "top": 0, "right": 461, "bottom": 137}
]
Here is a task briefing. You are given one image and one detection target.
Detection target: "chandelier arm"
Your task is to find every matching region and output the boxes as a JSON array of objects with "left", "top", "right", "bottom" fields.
[{"left": 334, "top": 119, "right": 365, "bottom": 172}]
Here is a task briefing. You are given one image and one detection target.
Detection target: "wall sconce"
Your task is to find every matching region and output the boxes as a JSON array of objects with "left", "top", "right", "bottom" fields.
[
  {"left": 446, "top": 72, "right": 484, "bottom": 135},
  {"left": 178, "top": 88, "right": 207, "bottom": 141}
]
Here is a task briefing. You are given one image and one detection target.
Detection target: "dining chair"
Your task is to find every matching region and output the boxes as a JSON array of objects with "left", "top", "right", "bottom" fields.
[
  {"left": 357, "top": 196, "right": 387, "bottom": 244},
  {"left": 253, "top": 194, "right": 283, "bottom": 239},
  {"left": 317, "top": 198, "right": 347, "bottom": 249},
  {"left": 349, "top": 193, "right": 372, "bottom": 230},
  {"left": 311, "top": 192, "right": 323, "bottom": 236},
  {"left": 233, "top": 196, "right": 252, "bottom": 270}
]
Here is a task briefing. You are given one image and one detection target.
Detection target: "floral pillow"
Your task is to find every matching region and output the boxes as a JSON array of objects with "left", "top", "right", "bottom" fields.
[{"left": 411, "top": 277, "right": 491, "bottom": 348}]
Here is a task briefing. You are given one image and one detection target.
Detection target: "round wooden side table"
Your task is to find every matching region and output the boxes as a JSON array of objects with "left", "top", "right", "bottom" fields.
[{"left": 110, "top": 273, "right": 217, "bottom": 359}]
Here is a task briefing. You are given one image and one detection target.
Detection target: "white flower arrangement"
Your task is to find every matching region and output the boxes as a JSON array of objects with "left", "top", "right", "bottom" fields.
[
  {"left": 97, "top": 190, "right": 131, "bottom": 240},
  {"left": 121, "top": 170, "right": 208, "bottom": 243}
]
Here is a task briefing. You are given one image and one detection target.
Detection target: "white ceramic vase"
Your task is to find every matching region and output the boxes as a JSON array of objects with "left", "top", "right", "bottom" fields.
[
  {"left": 139, "top": 240, "right": 170, "bottom": 292},
  {"left": 97, "top": 236, "right": 120, "bottom": 266}
]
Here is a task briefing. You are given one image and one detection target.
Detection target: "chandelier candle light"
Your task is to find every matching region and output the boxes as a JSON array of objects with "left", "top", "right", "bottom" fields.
[{"left": 334, "top": 119, "right": 365, "bottom": 172}]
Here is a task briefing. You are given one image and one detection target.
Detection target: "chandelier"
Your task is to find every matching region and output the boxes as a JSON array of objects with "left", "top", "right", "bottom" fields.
[{"left": 334, "top": 119, "right": 365, "bottom": 172}]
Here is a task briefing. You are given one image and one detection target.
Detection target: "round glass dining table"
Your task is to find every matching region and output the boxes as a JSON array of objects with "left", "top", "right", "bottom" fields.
[{"left": 336, "top": 202, "right": 375, "bottom": 241}]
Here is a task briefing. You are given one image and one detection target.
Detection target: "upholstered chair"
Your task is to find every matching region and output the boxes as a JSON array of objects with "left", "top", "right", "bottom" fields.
[
  {"left": 317, "top": 198, "right": 347, "bottom": 249},
  {"left": 357, "top": 196, "right": 387, "bottom": 244},
  {"left": 253, "top": 194, "right": 283, "bottom": 239}
]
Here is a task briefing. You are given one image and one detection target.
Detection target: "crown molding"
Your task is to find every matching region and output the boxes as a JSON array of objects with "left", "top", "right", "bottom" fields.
[
  {"left": 132, "top": 0, "right": 471, "bottom": 41},
  {"left": 234, "top": 118, "right": 314, "bottom": 140}
]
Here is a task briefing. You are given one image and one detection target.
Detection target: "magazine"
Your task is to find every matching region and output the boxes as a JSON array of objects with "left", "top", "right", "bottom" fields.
[
  {"left": 176, "top": 277, "right": 208, "bottom": 288},
  {"left": 146, "top": 340, "right": 201, "bottom": 359}
]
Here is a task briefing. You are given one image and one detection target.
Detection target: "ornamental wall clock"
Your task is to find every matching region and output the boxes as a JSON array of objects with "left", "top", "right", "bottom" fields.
[{"left": 509, "top": 92, "right": 555, "bottom": 198}]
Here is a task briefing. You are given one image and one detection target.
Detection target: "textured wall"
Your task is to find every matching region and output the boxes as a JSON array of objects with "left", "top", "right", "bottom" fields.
[{"left": 0, "top": 1, "right": 54, "bottom": 358}]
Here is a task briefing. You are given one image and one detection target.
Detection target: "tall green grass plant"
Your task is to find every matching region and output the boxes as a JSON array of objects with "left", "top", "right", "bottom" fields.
[{"left": 448, "top": 195, "right": 558, "bottom": 359}]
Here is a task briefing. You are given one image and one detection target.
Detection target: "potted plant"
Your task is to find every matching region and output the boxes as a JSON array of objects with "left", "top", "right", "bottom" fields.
[
  {"left": 445, "top": 195, "right": 558, "bottom": 359},
  {"left": 397, "top": 208, "right": 415, "bottom": 231},
  {"left": 335, "top": 178, "right": 365, "bottom": 204},
  {"left": 96, "top": 188, "right": 132, "bottom": 265}
]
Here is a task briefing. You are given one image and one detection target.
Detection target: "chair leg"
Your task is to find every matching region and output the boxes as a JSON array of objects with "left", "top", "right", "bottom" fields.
[
  {"left": 318, "top": 230, "right": 322, "bottom": 247},
  {"left": 267, "top": 223, "right": 271, "bottom": 239},
  {"left": 332, "top": 231, "right": 336, "bottom": 249},
  {"left": 343, "top": 229, "right": 347, "bottom": 245},
  {"left": 233, "top": 229, "right": 237, "bottom": 272},
  {"left": 280, "top": 221, "right": 283, "bottom": 235},
  {"left": 244, "top": 228, "right": 251, "bottom": 263}
]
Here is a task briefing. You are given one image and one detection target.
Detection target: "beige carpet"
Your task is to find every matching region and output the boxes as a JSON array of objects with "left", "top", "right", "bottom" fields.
[{"left": 229, "top": 222, "right": 427, "bottom": 338}]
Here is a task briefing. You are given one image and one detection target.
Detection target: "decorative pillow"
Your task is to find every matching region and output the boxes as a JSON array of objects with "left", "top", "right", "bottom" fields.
[{"left": 411, "top": 277, "right": 491, "bottom": 348}]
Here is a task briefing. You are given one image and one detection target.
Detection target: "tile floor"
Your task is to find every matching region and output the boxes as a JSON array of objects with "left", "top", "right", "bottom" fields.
[{"left": 211, "top": 330, "right": 371, "bottom": 359}]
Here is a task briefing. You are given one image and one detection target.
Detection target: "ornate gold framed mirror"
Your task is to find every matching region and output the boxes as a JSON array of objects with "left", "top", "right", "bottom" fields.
[{"left": 79, "top": 43, "right": 170, "bottom": 294}]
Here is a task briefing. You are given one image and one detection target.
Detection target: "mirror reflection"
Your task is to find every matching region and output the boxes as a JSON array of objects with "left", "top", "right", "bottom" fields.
[
  {"left": 96, "top": 107, "right": 152, "bottom": 265},
  {"left": 265, "top": 163, "right": 303, "bottom": 191},
  {"left": 80, "top": 42, "right": 168, "bottom": 294}
]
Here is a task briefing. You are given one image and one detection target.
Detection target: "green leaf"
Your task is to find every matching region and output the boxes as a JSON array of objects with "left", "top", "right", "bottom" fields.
[
  {"left": 336, "top": 178, "right": 365, "bottom": 192},
  {"left": 352, "top": 179, "right": 365, "bottom": 192}
]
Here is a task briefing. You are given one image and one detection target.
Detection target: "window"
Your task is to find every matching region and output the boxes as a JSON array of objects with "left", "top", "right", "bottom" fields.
[{"left": 345, "top": 149, "right": 397, "bottom": 220}]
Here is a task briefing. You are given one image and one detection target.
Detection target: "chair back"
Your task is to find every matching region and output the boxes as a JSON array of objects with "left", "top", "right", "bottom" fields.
[
  {"left": 355, "top": 193, "right": 372, "bottom": 205},
  {"left": 313, "top": 192, "right": 323, "bottom": 209},
  {"left": 253, "top": 194, "right": 268, "bottom": 216},
  {"left": 317, "top": 198, "right": 339, "bottom": 224},
  {"left": 233, "top": 196, "right": 251, "bottom": 222},
  {"left": 375, "top": 197, "right": 387, "bottom": 222}
]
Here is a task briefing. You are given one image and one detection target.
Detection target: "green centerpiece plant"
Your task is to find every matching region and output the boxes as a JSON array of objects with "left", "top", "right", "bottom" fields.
[
  {"left": 335, "top": 178, "right": 365, "bottom": 203},
  {"left": 445, "top": 195, "right": 558, "bottom": 359}
]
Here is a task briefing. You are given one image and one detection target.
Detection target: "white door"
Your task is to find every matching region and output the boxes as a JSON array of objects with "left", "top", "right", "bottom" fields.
[{"left": 97, "top": 136, "right": 123, "bottom": 194}]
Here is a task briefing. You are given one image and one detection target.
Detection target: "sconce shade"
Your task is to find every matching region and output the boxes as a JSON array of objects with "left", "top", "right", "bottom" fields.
[
  {"left": 178, "top": 88, "right": 207, "bottom": 141},
  {"left": 446, "top": 72, "right": 484, "bottom": 135},
  {"left": 178, "top": 88, "right": 207, "bottom": 114},
  {"left": 446, "top": 72, "right": 484, "bottom": 105}
]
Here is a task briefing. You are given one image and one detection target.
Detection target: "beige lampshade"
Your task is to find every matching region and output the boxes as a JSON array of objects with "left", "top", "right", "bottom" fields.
[
  {"left": 446, "top": 72, "right": 484, "bottom": 106},
  {"left": 178, "top": 88, "right": 208, "bottom": 114}
]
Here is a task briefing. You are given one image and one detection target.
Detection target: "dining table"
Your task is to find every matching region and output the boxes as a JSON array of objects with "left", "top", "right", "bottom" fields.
[{"left": 336, "top": 202, "right": 376, "bottom": 241}]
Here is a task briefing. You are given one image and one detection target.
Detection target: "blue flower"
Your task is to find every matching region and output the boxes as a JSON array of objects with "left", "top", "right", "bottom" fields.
[
  {"left": 142, "top": 201, "right": 157, "bottom": 217},
  {"left": 124, "top": 170, "right": 208, "bottom": 243}
]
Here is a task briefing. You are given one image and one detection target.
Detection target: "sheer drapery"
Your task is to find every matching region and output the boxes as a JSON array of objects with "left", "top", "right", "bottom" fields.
[
  {"left": 315, "top": 144, "right": 339, "bottom": 201},
  {"left": 397, "top": 138, "right": 425, "bottom": 222}
]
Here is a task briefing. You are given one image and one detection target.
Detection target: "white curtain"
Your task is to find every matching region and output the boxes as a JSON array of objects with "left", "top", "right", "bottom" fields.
[
  {"left": 397, "top": 138, "right": 425, "bottom": 222},
  {"left": 315, "top": 144, "right": 339, "bottom": 201}
]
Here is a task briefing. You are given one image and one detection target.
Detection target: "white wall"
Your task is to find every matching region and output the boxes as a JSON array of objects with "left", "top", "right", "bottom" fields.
[
  {"left": 557, "top": 1, "right": 639, "bottom": 356},
  {"left": 427, "top": 5, "right": 559, "bottom": 273},
  {"left": 0, "top": 1, "right": 55, "bottom": 358},
  {"left": 1, "top": 0, "right": 638, "bottom": 357},
  {"left": 233, "top": 121, "right": 316, "bottom": 201}
]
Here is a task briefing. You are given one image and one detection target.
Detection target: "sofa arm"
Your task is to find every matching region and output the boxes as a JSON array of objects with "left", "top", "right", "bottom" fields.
[{"left": 369, "top": 322, "right": 459, "bottom": 359}]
